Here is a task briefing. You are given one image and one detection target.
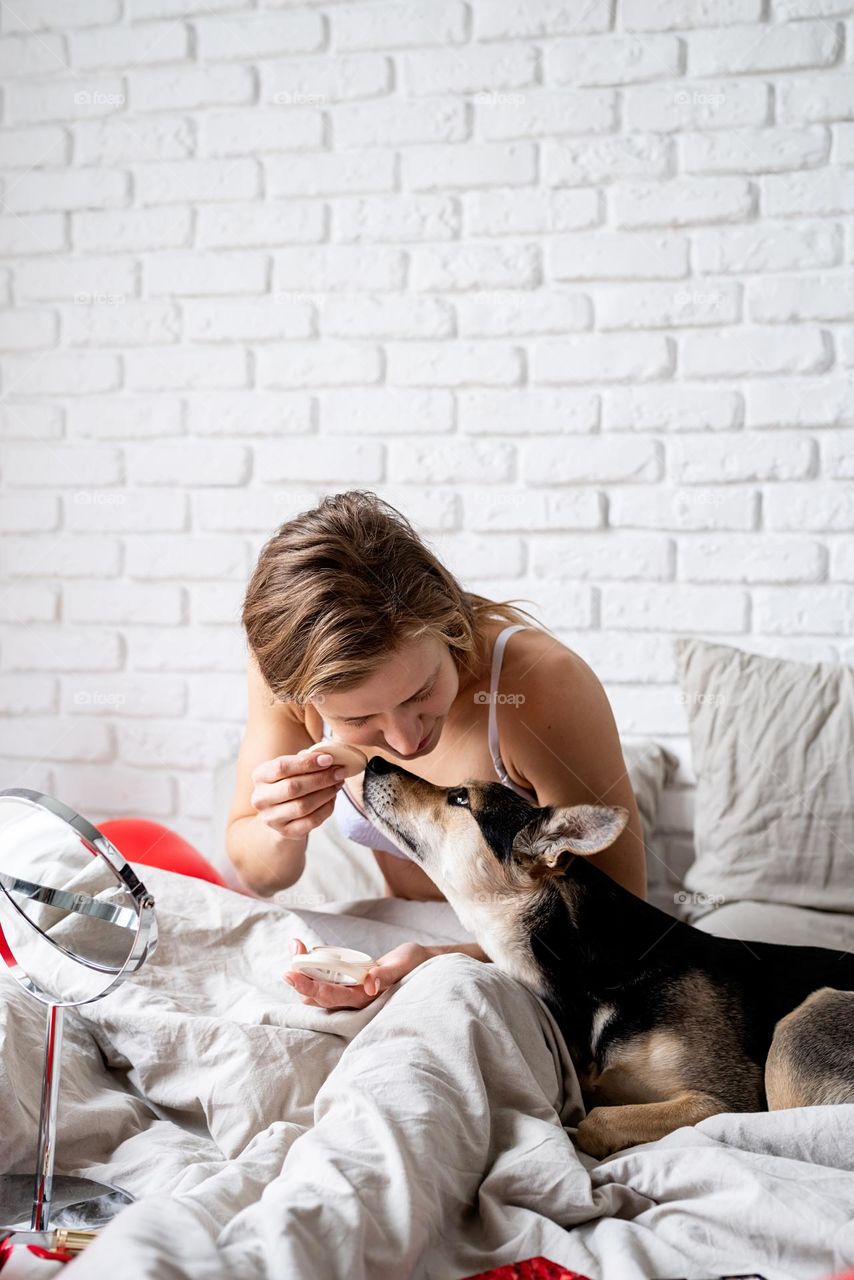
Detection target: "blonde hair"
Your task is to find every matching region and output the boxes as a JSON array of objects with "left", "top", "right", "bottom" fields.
[{"left": 242, "top": 489, "right": 550, "bottom": 706}]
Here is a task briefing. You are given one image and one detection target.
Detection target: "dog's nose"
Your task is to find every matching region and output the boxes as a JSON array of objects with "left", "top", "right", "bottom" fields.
[{"left": 365, "top": 754, "right": 397, "bottom": 775}]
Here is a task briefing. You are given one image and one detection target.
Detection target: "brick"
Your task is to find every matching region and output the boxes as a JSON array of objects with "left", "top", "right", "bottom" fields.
[
  {"left": 274, "top": 247, "right": 405, "bottom": 293},
  {"left": 146, "top": 251, "right": 268, "bottom": 296},
  {"left": 68, "top": 397, "right": 183, "bottom": 439},
  {"left": 466, "top": 486, "right": 602, "bottom": 534},
  {"left": 522, "top": 436, "right": 662, "bottom": 483},
  {"left": 764, "top": 484, "right": 854, "bottom": 530},
  {"left": 3, "top": 167, "right": 128, "bottom": 213},
  {"left": 199, "top": 201, "right": 325, "bottom": 248},
  {"left": 266, "top": 151, "right": 396, "bottom": 197},
  {"left": 547, "top": 34, "right": 681, "bottom": 86},
  {"left": 531, "top": 532, "right": 672, "bottom": 578},
  {"left": 70, "top": 21, "right": 188, "bottom": 69},
  {"left": 5, "top": 444, "right": 121, "bottom": 487},
  {"left": 778, "top": 73, "right": 854, "bottom": 124},
  {"left": 186, "top": 298, "right": 313, "bottom": 343},
  {"left": 125, "top": 535, "right": 249, "bottom": 579},
  {"left": 65, "top": 581, "right": 183, "bottom": 624},
  {"left": 127, "top": 64, "right": 253, "bottom": 112},
  {"left": 0, "top": 125, "right": 68, "bottom": 167},
  {"left": 671, "top": 432, "right": 815, "bottom": 482},
  {"left": 73, "top": 115, "right": 194, "bottom": 164},
  {"left": 73, "top": 207, "right": 193, "bottom": 252},
  {"left": 402, "top": 44, "right": 537, "bottom": 96},
  {"left": 189, "top": 582, "right": 246, "bottom": 624},
  {"left": 318, "top": 388, "right": 451, "bottom": 434},
  {"left": 821, "top": 431, "right": 854, "bottom": 479},
  {"left": 532, "top": 334, "right": 673, "bottom": 384},
  {"left": 66, "top": 489, "right": 187, "bottom": 532},
  {"left": 831, "top": 541, "right": 854, "bottom": 580},
  {"left": 0, "top": 535, "right": 121, "bottom": 578},
  {"left": 0, "top": 675, "right": 56, "bottom": 715},
  {"left": 191, "top": 488, "right": 320, "bottom": 532},
  {"left": 597, "top": 281, "right": 741, "bottom": 329},
  {"left": 410, "top": 243, "right": 540, "bottom": 292},
  {"left": 429, "top": 532, "right": 525, "bottom": 578},
  {"left": 688, "top": 22, "right": 840, "bottom": 76},
  {"left": 694, "top": 223, "right": 842, "bottom": 273},
  {"left": 128, "top": 443, "right": 250, "bottom": 486},
  {"left": 604, "top": 386, "right": 742, "bottom": 431},
  {"left": 185, "top": 392, "right": 313, "bottom": 436},
  {"left": 201, "top": 108, "right": 323, "bottom": 157},
  {"left": 555, "top": 631, "right": 678, "bottom": 684},
  {"left": 135, "top": 158, "right": 260, "bottom": 204},
  {"left": 477, "top": 88, "right": 615, "bottom": 140},
  {"left": 623, "top": 0, "right": 762, "bottom": 28},
  {"left": 320, "top": 297, "right": 453, "bottom": 339},
  {"left": 333, "top": 2, "right": 467, "bottom": 49},
  {"left": 333, "top": 194, "right": 459, "bottom": 243},
  {"left": 456, "top": 291, "right": 591, "bottom": 336},
  {"left": 833, "top": 123, "right": 854, "bottom": 164},
  {"left": 52, "top": 764, "right": 174, "bottom": 817},
  {"left": 255, "top": 438, "right": 384, "bottom": 483},
  {"left": 5, "top": 0, "right": 119, "bottom": 26},
  {"left": 474, "top": 0, "right": 611, "bottom": 38},
  {"left": 2, "top": 352, "right": 120, "bottom": 395},
  {"left": 614, "top": 176, "right": 754, "bottom": 227},
  {"left": 459, "top": 389, "right": 599, "bottom": 435},
  {"left": 602, "top": 584, "right": 748, "bottom": 631},
  {"left": 0, "top": 585, "right": 58, "bottom": 622},
  {"left": 463, "top": 189, "right": 601, "bottom": 236},
  {"left": 0, "top": 401, "right": 63, "bottom": 439},
  {"left": 609, "top": 687, "right": 690, "bottom": 738},
  {"left": 7, "top": 76, "right": 126, "bottom": 125},
  {"left": 763, "top": 169, "right": 854, "bottom": 217},
  {"left": 747, "top": 377, "right": 854, "bottom": 428},
  {"left": 125, "top": 347, "right": 248, "bottom": 390},
  {"left": 624, "top": 79, "right": 769, "bottom": 131},
  {"left": 0, "top": 32, "right": 66, "bottom": 77},
  {"left": 332, "top": 98, "right": 468, "bottom": 147},
  {"left": 680, "top": 126, "right": 829, "bottom": 174},
  {"left": 373, "top": 486, "right": 461, "bottom": 531},
  {"left": 128, "top": 0, "right": 248, "bottom": 14},
  {"left": 0, "top": 492, "right": 60, "bottom": 532},
  {"left": 388, "top": 439, "right": 514, "bottom": 483},
  {"left": 1, "top": 717, "right": 113, "bottom": 761},
  {"left": 386, "top": 342, "right": 523, "bottom": 387},
  {"left": 680, "top": 535, "right": 825, "bottom": 583},
  {"left": 682, "top": 327, "right": 830, "bottom": 378},
  {"left": 64, "top": 300, "right": 179, "bottom": 347},
  {"left": 754, "top": 587, "right": 854, "bottom": 636},
  {"left": 260, "top": 54, "right": 391, "bottom": 106},
  {"left": 544, "top": 134, "right": 673, "bottom": 186},
  {"left": 1, "top": 628, "right": 123, "bottom": 671},
  {"left": 549, "top": 232, "right": 688, "bottom": 279},
  {"left": 0, "top": 213, "right": 66, "bottom": 256},
  {"left": 117, "top": 721, "right": 242, "bottom": 767},
  {"left": 748, "top": 273, "right": 854, "bottom": 323},
  {"left": 0, "top": 309, "right": 57, "bottom": 349},
  {"left": 403, "top": 141, "right": 536, "bottom": 190},
  {"left": 186, "top": 675, "right": 248, "bottom": 722},
  {"left": 15, "top": 255, "right": 135, "bottom": 301},
  {"left": 256, "top": 342, "right": 381, "bottom": 388},
  {"left": 195, "top": 10, "right": 323, "bottom": 59},
  {"left": 610, "top": 486, "right": 758, "bottom": 530}
]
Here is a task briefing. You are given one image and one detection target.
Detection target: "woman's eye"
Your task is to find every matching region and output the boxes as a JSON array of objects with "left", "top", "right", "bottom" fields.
[
  {"left": 413, "top": 687, "right": 434, "bottom": 703},
  {"left": 447, "top": 787, "right": 469, "bottom": 808},
  {"left": 347, "top": 718, "right": 368, "bottom": 728}
]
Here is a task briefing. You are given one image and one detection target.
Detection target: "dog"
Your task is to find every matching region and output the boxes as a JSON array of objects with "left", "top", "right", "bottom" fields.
[{"left": 362, "top": 755, "right": 854, "bottom": 1159}]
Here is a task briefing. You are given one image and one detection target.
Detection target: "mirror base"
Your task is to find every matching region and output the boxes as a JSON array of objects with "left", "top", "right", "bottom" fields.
[{"left": 0, "top": 1174, "right": 133, "bottom": 1231}]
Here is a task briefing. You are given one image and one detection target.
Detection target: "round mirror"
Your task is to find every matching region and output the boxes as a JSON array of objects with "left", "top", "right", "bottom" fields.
[{"left": 0, "top": 788, "right": 158, "bottom": 1238}]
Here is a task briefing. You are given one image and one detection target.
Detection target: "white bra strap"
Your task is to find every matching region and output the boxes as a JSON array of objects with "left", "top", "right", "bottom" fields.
[{"left": 487, "top": 624, "right": 527, "bottom": 782}]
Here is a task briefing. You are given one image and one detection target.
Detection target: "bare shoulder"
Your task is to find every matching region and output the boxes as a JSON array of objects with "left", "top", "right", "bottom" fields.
[{"left": 502, "top": 626, "right": 601, "bottom": 711}]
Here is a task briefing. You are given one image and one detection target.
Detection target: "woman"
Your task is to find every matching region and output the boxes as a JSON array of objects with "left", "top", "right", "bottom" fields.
[{"left": 226, "top": 489, "right": 645, "bottom": 1010}]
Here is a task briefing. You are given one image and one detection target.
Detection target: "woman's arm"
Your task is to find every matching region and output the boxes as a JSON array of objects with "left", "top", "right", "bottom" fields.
[{"left": 501, "top": 643, "right": 648, "bottom": 901}]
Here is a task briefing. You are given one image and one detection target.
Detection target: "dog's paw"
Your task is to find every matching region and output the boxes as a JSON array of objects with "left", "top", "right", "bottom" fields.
[{"left": 575, "top": 1107, "right": 628, "bottom": 1160}]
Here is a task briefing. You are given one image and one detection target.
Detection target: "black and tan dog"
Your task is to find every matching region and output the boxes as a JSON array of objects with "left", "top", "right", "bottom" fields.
[{"left": 362, "top": 756, "right": 854, "bottom": 1159}]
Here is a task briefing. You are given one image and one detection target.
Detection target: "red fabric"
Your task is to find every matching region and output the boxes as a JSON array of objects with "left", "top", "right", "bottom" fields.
[
  {"left": 462, "top": 1260, "right": 591, "bottom": 1280},
  {"left": 97, "top": 819, "right": 227, "bottom": 888}
]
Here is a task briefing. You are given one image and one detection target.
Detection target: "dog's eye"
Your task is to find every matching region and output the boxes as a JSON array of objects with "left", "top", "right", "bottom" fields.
[{"left": 447, "top": 787, "right": 469, "bottom": 808}]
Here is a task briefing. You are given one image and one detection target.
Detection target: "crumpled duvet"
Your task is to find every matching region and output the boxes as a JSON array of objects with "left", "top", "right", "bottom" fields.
[{"left": 1, "top": 868, "right": 852, "bottom": 1280}]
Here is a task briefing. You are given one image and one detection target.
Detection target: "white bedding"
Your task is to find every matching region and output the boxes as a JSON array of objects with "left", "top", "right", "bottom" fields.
[{"left": 2, "top": 868, "right": 853, "bottom": 1280}]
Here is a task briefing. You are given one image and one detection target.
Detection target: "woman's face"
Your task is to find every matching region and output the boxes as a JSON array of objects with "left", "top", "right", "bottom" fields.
[{"left": 315, "top": 633, "right": 459, "bottom": 760}]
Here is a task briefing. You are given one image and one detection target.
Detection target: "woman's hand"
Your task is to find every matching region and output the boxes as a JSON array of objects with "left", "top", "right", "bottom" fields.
[
  {"left": 251, "top": 747, "right": 347, "bottom": 842},
  {"left": 284, "top": 938, "right": 434, "bottom": 1011}
]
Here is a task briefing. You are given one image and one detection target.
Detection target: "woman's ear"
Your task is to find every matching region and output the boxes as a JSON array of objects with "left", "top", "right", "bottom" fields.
[{"left": 511, "top": 804, "right": 630, "bottom": 874}]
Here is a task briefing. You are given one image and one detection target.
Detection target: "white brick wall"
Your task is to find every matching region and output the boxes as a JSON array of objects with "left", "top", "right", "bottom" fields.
[{"left": 1, "top": 1, "right": 853, "bottom": 879}]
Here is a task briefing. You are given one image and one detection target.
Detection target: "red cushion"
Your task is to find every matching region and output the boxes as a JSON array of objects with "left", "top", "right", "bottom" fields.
[{"left": 97, "top": 818, "right": 228, "bottom": 888}]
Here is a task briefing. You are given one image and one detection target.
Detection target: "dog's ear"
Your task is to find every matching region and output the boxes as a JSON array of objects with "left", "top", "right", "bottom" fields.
[{"left": 511, "top": 804, "right": 629, "bottom": 876}]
